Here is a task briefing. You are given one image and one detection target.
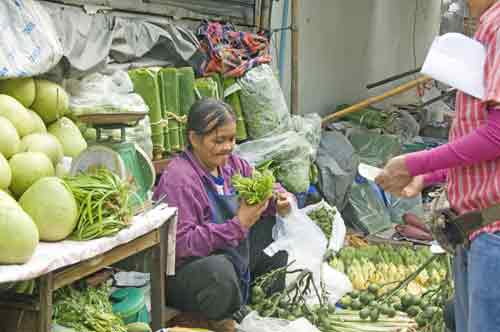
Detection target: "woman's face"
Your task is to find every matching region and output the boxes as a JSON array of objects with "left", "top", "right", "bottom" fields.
[{"left": 190, "top": 120, "right": 237, "bottom": 171}]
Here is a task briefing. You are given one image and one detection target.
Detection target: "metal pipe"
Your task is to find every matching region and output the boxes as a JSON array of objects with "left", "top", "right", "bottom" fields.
[
  {"left": 366, "top": 67, "right": 422, "bottom": 89},
  {"left": 290, "top": 0, "right": 299, "bottom": 114},
  {"left": 278, "top": 0, "right": 290, "bottom": 85}
]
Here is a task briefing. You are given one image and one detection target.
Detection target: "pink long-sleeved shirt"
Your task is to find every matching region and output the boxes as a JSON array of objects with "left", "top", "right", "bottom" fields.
[{"left": 406, "top": 108, "right": 500, "bottom": 185}]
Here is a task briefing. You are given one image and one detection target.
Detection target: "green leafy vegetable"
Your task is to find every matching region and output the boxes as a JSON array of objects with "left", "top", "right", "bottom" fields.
[
  {"left": 53, "top": 285, "right": 127, "bottom": 332},
  {"left": 232, "top": 167, "right": 275, "bottom": 205}
]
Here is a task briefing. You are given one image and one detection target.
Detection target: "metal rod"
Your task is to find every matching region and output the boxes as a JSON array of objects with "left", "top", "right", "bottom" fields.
[
  {"left": 421, "top": 88, "right": 456, "bottom": 107},
  {"left": 290, "top": 0, "right": 299, "bottom": 114},
  {"left": 366, "top": 67, "right": 422, "bottom": 89},
  {"left": 279, "top": 0, "right": 290, "bottom": 85}
]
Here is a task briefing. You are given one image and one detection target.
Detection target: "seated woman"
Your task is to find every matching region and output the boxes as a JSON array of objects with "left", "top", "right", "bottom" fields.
[{"left": 153, "top": 99, "right": 292, "bottom": 329}]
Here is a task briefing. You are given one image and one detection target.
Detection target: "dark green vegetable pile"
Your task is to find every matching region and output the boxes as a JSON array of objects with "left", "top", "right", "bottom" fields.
[
  {"left": 53, "top": 285, "right": 127, "bottom": 332},
  {"left": 64, "top": 168, "right": 134, "bottom": 241}
]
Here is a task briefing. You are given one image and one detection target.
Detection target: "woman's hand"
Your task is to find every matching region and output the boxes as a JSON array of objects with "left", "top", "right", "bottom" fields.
[
  {"left": 400, "top": 175, "right": 425, "bottom": 198},
  {"left": 375, "top": 155, "right": 413, "bottom": 196},
  {"left": 276, "top": 192, "right": 292, "bottom": 217},
  {"left": 237, "top": 199, "right": 270, "bottom": 230}
]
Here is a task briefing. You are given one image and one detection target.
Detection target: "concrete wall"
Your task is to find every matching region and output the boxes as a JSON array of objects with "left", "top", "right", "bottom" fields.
[{"left": 271, "top": 0, "right": 442, "bottom": 116}]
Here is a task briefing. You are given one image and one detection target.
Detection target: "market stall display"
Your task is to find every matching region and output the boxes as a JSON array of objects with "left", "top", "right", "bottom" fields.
[
  {"left": 0, "top": 204, "right": 176, "bottom": 332},
  {"left": 0, "top": 1, "right": 460, "bottom": 330}
]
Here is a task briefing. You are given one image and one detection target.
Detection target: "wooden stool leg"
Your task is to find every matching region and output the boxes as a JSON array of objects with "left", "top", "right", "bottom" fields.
[
  {"left": 151, "top": 225, "right": 167, "bottom": 330},
  {"left": 38, "top": 274, "right": 54, "bottom": 332}
]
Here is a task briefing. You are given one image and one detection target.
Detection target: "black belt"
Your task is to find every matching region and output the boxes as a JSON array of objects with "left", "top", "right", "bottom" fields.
[{"left": 436, "top": 204, "right": 500, "bottom": 249}]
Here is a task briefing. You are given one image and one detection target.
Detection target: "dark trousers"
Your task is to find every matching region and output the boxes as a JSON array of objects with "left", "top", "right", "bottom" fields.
[{"left": 166, "top": 216, "right": 288, "bottom": 320}]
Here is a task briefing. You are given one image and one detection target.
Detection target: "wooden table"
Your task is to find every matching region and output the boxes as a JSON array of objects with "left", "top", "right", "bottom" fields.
[{"left": 0, "top": 211, "right": 177, "bottom": 332}]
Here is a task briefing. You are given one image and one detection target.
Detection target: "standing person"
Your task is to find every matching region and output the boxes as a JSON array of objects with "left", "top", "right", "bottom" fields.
[
  {"left": 153, "top": 98, "right": 292, "bottom": 332},
  {"left": 375, "top": 1, "right": 500, "bottom": 331}
]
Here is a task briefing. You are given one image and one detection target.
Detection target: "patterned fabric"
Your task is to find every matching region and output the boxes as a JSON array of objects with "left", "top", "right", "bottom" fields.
[
  {"left": 447, "top": 2, "right": 500, "bottom": 240},
  {"left": 196, "top": 21, "right": 272, "bottom": 78}
]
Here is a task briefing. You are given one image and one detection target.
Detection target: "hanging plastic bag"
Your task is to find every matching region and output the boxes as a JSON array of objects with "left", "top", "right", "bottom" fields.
[
  {"left": 0, "top": 0, "right": 63, "bottom": 78},
  {"left": 238, "top": 64, "right": 292, "bottom": 139},
  {"left": 264, "top": 198, "right": 327, "bottom": 295}
]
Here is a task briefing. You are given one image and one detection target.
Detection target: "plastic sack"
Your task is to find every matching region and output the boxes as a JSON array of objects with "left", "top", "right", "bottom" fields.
[
  {"left": 235, "top": 131, "right": 313, "bottom": 194},
  {"left": 67, "top": 71, "right": 149, "bottom": 115},
  {"left": 291, "top": 113, "right": 322, "bottom": 159},
  {"left": 384, "top": 192, "right": 425, "bottom": 224},
  {"left": 347, "top": 129, "right": 401, "bottom": 168},
  {"left": 275, "top": 157, "right": 311, "bottom": 194},
  {"left": 238, "top": 64, "right": 292, "bottom": 139},
  {"left": 302, "top": 200, "right": 346, "bottom": 252},
  {"left": 240, "top": 311, "right": 320, "bottom": 332},
  {"left": 320, "top": 263, "right": 353, "bottom": 305},
  {"left": 341, "top": 177, "right": 392, "bottom": 235},
  {"left": 316, "top": 131, "right": 359, "bottom": 210},
  {"left": 384, "top": 109, "right": 420, "bottom": 144},
  {"left": 0, "top": 0, "right": 63, "bottom": 78},
  {"left": 264, "top": 199, "right": 327, "bottom": 295}
]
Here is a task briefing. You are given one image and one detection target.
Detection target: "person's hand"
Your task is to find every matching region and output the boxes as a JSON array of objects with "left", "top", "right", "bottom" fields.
[
  {"left": 375, "top": 155, "right": 413, "bottom": 196},
  {"left": 400, "top": 175, "right": 425, "bottom": 198},
  {"left": 276, "top": 192, "right": 292, "bottom": 217},
  {"left": 237, "top": 198, "right": 270, "bottom": 229}
]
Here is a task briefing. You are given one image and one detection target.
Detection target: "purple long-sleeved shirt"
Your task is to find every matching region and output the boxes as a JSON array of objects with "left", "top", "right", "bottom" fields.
[{"left": 153, "top": 150, "right": 283, "bottom": 267}]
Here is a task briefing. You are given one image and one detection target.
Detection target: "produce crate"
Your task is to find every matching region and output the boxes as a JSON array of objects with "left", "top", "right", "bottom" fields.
[{"left": 0, "top": 308, "right": 36, "bottom": 332}]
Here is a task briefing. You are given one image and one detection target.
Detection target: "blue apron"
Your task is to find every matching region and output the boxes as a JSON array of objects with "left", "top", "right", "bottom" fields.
[{"left": 204, "top": 176, "right": 251, "bottom": 304}]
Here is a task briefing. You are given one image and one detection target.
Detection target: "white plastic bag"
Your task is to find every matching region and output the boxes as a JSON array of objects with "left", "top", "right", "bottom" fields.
[
  {"left": 264, "top": 199, "right": 327, "bottom": 296},
  {"left": 301, "top": 200, "right": 346, "bottom": 252},
  {"left": 67, "top": 71, "right": 149, "bottom": 115},
  {"left": 320, "top": 263, "right": 353, "bottom": 305},
  {"left": 0, "top": 0, "right": 63, "bottom": 78},
  {"left": 239, "top": 311, "right": 320, "bottom": 332}
]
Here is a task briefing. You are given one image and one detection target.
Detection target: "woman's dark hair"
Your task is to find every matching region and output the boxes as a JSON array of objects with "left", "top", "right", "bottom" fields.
[{"left": 186, "top": 98, "right": 237, "bottom": 146}]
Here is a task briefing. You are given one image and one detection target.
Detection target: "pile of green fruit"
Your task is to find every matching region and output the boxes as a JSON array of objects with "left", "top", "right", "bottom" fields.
[
  {"left": 307, "top": 205, "right": 335, "bottom": 240},
  {"left": 339, "top": 286, "right": 443, "bottom": 326},
  {"left": 330, "top": 244, "right": 446, "bottom": 293},
  {"left": 250, "top": 265, "right": 418, "bottom": 332},
  {"left": 339, "top": 284, "right": 396, "bottom": 322}
]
